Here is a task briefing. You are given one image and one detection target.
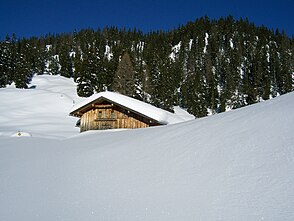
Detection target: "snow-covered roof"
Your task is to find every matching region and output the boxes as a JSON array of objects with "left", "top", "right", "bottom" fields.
[{"left": 70, "top": 91, "right": 190, "bottom": 125}]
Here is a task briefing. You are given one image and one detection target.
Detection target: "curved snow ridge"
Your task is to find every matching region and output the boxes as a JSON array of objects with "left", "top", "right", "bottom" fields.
[{"left": 70, "top": 91, "right": 193, "bottom": 124}]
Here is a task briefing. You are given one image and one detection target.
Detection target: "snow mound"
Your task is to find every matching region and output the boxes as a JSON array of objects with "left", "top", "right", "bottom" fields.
[{"left": 11, "top": 131, "right": 32, "bottom": 137}]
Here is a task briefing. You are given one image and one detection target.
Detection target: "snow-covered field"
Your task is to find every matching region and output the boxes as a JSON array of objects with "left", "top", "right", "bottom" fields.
[
  {"left": 0, "top": 75, "right": 294, "bottom": 221},
  {"left": 0, "top": 75, "right": 82, "bottom": 139}
]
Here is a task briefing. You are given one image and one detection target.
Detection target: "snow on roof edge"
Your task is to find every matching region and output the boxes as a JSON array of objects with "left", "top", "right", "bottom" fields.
[{"left": 70, "top": 91, "right": 186, "bottom": 124}]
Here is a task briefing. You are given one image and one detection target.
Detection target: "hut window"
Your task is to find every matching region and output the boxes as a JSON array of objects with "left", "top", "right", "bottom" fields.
[
  {"left": 98, "top": 111, "right": 102, "bottom": 118},
  {"left": 111, "top": 110, "right": 116, "bottom": 118}
]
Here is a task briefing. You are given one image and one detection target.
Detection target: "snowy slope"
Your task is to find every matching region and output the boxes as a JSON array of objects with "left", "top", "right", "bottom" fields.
[
  {"left": 0, "top": 75, "right": 294, "bottom": 220},
  {"left": 0, "top": 75, "right": 82, "bottom": 139}
]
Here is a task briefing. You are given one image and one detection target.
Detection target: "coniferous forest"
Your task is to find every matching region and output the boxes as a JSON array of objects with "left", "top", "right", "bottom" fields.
[{"left": 0, "top": 16, "right": 293, "bottom": 117}]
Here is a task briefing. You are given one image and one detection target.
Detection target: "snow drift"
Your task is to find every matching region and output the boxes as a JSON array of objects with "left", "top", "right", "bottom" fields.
[{"left": 0, "top": 75, "right": 294, "bottom": 221}]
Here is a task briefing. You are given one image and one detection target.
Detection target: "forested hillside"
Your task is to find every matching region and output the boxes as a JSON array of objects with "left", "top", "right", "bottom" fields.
[{"left": 0, "top": 16, "right": 293, "bottom": 117}]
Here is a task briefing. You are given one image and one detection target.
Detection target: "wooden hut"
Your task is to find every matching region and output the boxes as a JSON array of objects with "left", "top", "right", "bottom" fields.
[{"left": 69, "top": 92, "right": 171, "bottom": 132}]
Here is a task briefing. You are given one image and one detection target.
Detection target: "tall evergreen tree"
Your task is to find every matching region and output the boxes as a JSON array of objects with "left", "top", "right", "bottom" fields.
[
  {"left": 59, "top": 45, "right": 73, "bottom": 78},
  {"left": 0, "top": 37, "right": 13, "bottom": 87},
  {"left": 112, "top": 51, "right": 136, "bottom": 96},
  {"left": 74, "top": 49, "right": 95, "bottom": 97},
  {"left": 13, "top": 40, "right": 32, "bottom": 88}
]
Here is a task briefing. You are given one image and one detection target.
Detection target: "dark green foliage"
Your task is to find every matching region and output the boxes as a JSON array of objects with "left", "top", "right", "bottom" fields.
[
  {"left": 0, "top": 16, "right": 293, "bottom": 117},
  {"left": 112, "top": 51, "right": 136, "bottom": 97},
  {"left": 0, "top": 35, "right": 33, "bottom": 88},
  {"left": 13, "top": 41, "right": 32, "bottom": 88},
  {"left": 0, "top": 37, "right": 13, "bottom": 87},
  {"left": 59, "top": 44, "right": 73, "bottom": 78}
]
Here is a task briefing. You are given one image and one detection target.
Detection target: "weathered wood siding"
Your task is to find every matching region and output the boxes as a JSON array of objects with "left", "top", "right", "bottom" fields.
[{"left": 80, "top": 101, "right": 158, "bottom": 132}]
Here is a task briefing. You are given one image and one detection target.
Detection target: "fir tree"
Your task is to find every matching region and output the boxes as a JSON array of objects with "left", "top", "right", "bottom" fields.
[
  {"left": 112, "top": 51, "right": 136, "bottom": 97},
  {"left": 59, "top": 45, "right": 73, "bottom": 78},
  {"left": 0, "top": 37, "right": 13, "bottom": 87},
  {"left": 13, "top": 41, "right": 32, "bottom": 88},
  {"left": 48, "top": 55, "right": 60, "bottom": 75},
  {"left": 74, "top": 49, "right": 95, "bottom": 97}
]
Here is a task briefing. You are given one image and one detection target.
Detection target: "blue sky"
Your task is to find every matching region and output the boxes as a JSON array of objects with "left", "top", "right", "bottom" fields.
[{"left": 0, "top": 0, "right": 293, "bottom": 39}]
